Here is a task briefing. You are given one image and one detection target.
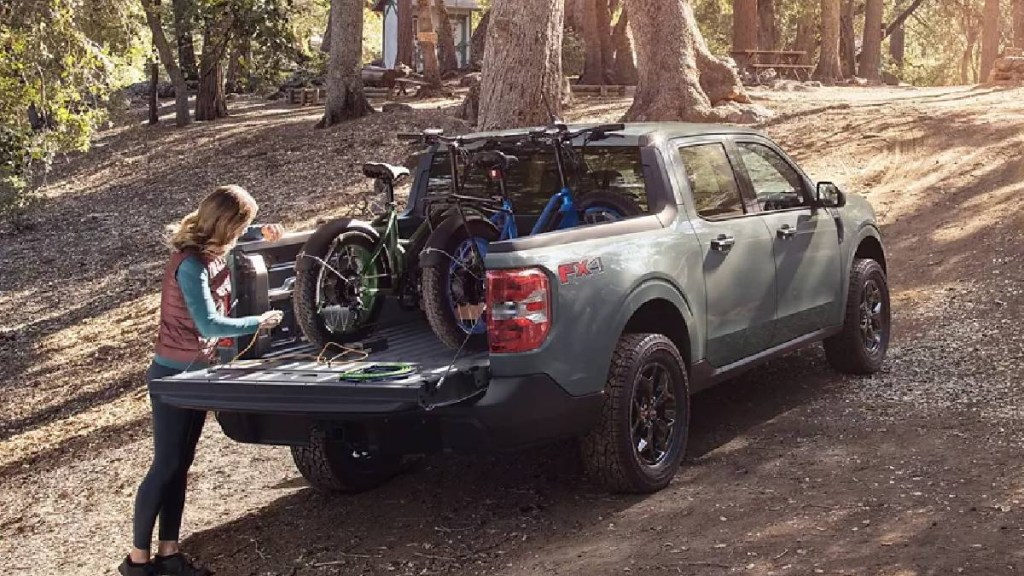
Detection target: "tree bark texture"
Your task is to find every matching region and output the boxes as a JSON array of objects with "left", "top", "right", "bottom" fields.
[
  {"left": 470, "top": 9, "right": 490, "bottom": 70},
  {"left": 434, "top": 0, "right": 460, "bottom": 74},
  {"left": 625, "top": 0, "right": 748, "bottom": 122},
  {"left": 172, "top": 0, "right": 198, "bottom": 82},
  {"left": 225, "top": 36, "right": 251, "bottom": 94},
  {"left": 317, "top": 0, "right": 373, "bottom": 128},
  {"left": 1015, "top": 0, "right": 1024, "bottom": 49},
  {"left": 980, "top": 0, "right": 1000, "bottom": 81},
  {"left": 141, "top": 0, "right": 190, "bottom": 126},
  {"left": 416, "top": 0, "right": 442, "bottom": 90},
  {"left": 148, "top": 59, "right": 159, "bottom": 125},
  {"left": 758, "top": 0, "right": 777, "bottom": 51},
  {"left": 611, "top": 8, "right": 638, "bottom": 85},
  {"left": 565, "top": 0, "right": 584, "bottom": 30},
  {"left": 580, "top": 0, "right": 614, "bottom": 84},
  {"left": 860, "top": 0, "right": 883, "bottom": 82},
  {"left": 477, "top": 0, "right": 565, "bottom": 130},
  {"left": 839, "top": 0, "right": 856, "bottom": 78},
  {"left": 793, "top": 8, "right": 818, "bottom": 65},
  {"left": 195, "top": 9, "right": 232, "bottom": 121},
  {"left": 733, "top": 0, "right": 758, "bottom": 66},
  {"left": 890, "top": 21, "right": 905, "bottom": 69},
  {"left": 397, "top": 0, "right": 415, "bottom": 66},
  {"left": 814, "top": 0, "right": 843, "bottom": 84}
]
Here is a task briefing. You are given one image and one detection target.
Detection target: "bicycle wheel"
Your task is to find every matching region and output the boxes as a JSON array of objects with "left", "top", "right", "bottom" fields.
[{"left": 294, "top": 229, "right": 385, "bottom": 348}]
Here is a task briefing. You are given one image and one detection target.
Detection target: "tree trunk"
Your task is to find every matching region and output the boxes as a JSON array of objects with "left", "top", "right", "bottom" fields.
[
  {"left": 225, "top": 36, "right": 250, "bottom": 94},
  {"left": 416, "top": 0, "right": 442, "bottom": 92},
  {"left": 625, "top": 0, "right": 749, "bottom": 122},
  {"left": 477, "top": 0, "right": 565, "bottom": 130},
  {"left": 470, "top": 9, "right": 490, "bottom": 70},
  {"left": 611, "top": 8, "right": 638, "bottom": 85},
  {"left": 434, "top": 0, "right": 460, "bottom": 74},
  {"left": 565, "top": 0, "right": 584, "bottom": 30},
  {"left": 733, "top": 0, "right": 758, "bottom": 67},
  {"left": 758, "top": 0, "right": 777, "bottom": 51},
  {"left": 961, "top": 21, "right": 979, "bottom": 84},
  {"left": 980, "top": 0, "right": 1000, "bottom": 81},
  {"left": 148, "top": 58, "right": 159, "bottom": 125},
  {"left": 141, "top": 0, "right": 190, "bottom": 126},
  {"left": 397, "top": 0, "right": 415, "bottom": 66},
  {"left": 860, "top": 0, "right": 883, "bottom": 82},
  {"left": 580, "top": 0, "right": 613, "bottom": 84},
  {"left": 839, "top": 0, "right": 856, "bottom": 78},
  {"left": 317, "top": 0, "right": 373, "bottom": 128},
  {"left": 793, "top": 8, "right": 817, "bottom": 66},
  {"left": 1015, "top": 0, "right": 1024, "bottom": 49},
  {"left": 195, "top": 9, "right": 231, "bottom": 121},
  {"left": 814, "top": 0, "right": 842, "bottom": 84},
  {"left": 172, "top": 0, "right": 198, "bottom": 82},
  {"left": 890, "top": 20, "right": 905, "bottom": 70}
]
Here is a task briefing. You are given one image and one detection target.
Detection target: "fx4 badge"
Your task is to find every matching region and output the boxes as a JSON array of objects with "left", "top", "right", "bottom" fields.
[{"left": 558, "top": 257, "right": 604, "bottom": 285}]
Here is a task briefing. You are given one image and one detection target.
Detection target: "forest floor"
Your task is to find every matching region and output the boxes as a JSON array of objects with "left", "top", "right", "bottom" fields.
[{"left": 2, "top": 84, "right": 1024, "bottom": 576}]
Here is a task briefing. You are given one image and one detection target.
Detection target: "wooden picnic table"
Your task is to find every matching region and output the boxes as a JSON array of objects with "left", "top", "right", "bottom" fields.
[{"left": 730, "top": 50, "right": 814, "bottom": 81}]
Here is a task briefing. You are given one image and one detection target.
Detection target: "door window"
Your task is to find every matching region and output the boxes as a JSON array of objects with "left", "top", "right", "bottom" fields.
[
  {"left": 677, "top": 143, "right": 746, "bottom": 220},
  {"left": 735, "top": 143, "right": 808, "bottom": 211}
]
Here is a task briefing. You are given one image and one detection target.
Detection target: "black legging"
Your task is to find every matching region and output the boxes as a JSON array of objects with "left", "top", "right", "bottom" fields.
[{"left": 132, "top": 361, "right": 207, "bottom": 550}]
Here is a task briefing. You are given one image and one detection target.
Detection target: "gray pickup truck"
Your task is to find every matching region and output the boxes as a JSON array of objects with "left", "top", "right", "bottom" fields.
[{"left": 151, "top": 123, "right": 890, "bottom": 495}]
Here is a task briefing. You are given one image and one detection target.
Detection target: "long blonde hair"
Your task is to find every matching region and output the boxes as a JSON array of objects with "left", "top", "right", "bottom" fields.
[{"left": 170, "top": 185, "right": 258, "bottom": 258}]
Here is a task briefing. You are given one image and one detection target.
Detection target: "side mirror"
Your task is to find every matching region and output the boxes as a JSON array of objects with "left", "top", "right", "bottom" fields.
[{"left": 816, "top": 181, "right": 846, "bottom": 208}]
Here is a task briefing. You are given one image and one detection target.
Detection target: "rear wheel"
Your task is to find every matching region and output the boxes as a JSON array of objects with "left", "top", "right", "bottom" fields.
[
  {"left": 824, "top": 258, "right": 891, "bottom": 374},
  {"left": 577, "top": 190, "right": 643, "bottom": 225},
  {"left": 294, "top": 228, "right": 385, "bottom": 350},
  {"left": 421, "top": 219, "right": 500, "bottom": 352},
  {"left": 580, "top": 334, "right": 690, "bottom": 493},
  {"left": 291, "top": 429, "right": 413, "bottom": 493}
]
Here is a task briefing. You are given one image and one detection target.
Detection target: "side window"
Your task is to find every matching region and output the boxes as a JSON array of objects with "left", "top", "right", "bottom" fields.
[
  {"left": 677, "top": 143, "right": 746, "bottom": 220},
  {"left": 735, "top": 142, "right": 808, "bottom": 211}
]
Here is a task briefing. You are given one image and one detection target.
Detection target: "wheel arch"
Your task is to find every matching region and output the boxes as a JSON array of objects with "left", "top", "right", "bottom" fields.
[{"left": 615, "top": 279, "right": 699, "bottom": 369}]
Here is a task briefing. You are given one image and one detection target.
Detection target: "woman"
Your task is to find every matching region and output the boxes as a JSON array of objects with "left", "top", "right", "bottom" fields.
[{"left": 120, "top": 185, "right": 284, "bottom": 576}]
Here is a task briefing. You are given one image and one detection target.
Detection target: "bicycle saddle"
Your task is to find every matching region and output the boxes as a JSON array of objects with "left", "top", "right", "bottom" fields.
[
  {"left": 363, "top": 162, "right": 410, "bottom": 183},
  {"left": 472, "top": 150, "right": 518, "bottom": 171}
]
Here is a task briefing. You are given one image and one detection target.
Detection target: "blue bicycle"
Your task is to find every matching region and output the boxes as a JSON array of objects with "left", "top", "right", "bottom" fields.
[{"left": 419, "top": 122, "right": 643, "bottom": 352}]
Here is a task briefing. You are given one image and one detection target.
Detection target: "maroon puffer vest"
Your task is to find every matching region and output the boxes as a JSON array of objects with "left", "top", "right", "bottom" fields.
[{"left": 154, "top": 250, "right": 232, "bottom": 366}]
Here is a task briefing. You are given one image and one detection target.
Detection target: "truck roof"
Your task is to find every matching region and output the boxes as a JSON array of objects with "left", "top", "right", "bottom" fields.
[{"left": 463, "top": 122, "right": 764, "bottom": 147}]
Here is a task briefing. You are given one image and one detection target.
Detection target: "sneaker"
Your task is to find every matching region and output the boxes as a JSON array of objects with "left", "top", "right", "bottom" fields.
[
  {"left": 118, "top": 556, "right": 155, "bottom": 576},
  {"left": 153, "top": 553, "right": 213, "bottom": 576}
]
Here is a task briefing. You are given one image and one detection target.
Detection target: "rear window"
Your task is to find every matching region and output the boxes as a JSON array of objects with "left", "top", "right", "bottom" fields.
[{"left": 426, "top": 145, "right": 649, "bottom": 214}]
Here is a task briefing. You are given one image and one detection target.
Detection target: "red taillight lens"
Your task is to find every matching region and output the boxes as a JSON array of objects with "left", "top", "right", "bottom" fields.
[{"left": 486, "top": 268, "right": 551, "bottom": 353}]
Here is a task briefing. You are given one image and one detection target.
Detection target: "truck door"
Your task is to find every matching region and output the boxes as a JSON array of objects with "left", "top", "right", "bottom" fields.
[
  {"left": 674, "top": 141, "right": 778, "bottom": 368},
  {"left": 731, "top": 140, "right": 843, "bottom": 345}
]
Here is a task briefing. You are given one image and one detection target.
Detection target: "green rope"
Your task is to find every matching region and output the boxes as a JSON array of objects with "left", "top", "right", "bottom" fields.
[{"left": 338, "top": 362, "right": 415, "bottom": 382}]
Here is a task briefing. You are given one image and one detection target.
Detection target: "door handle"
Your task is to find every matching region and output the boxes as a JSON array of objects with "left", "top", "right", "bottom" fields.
[
  {"left": 777, "top": 224, "right": 796, "bottom": 239},
  {"left": 711, "top": 234, "right": 735, "bottom": 252}
]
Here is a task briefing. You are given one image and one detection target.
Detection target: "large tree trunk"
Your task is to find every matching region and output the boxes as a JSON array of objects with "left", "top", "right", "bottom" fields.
[
  {"left": 477, "top": 0, "right": 565, "bottom": 130},
  {"left": 860, "top": 0, "right": 883, "bottom": 82},
  {"left": 839, "top": 0, "right": 856, "bottom": 78},
  {"left": 961, "top": 21, "right": 979, "bottom": 84},
  {"left": 469, "top": 9, "right": 490, "bottom": 70},
  {"left": 611, "top": 8, "right": 638, "bottom": 85},
  {"left": 317, "top": 0, "right": 373, "bottom": 128},
  {"left": 980, "top": 0, "right": 1000, "bottom": 81},
  {"left": 225, "top": 36, "right": 250, "bottom": 94},
  {"left": 565, "top": 0, "right": 584, "bottom": 30},
  {"left": 172, "top": 0, "right": 198, "bottom": 82},
  {"left": 434, "top": 0, "right": 460, "bottom": 74},
  {"left": 793, "top": 8, "right": 818, "bottom": 66},
  {"left": 195, "top": 9, "right": 231, "bottom": 121},
  {"left": 141, "top": 0, "right": 190, "bottom": 126},
  {"left": 733, "top": 0, "right": 758, "bottom": 67},
  {"left": 1015, "top": 0, "right": 1024, "bottom": 49},
  {"left": 890, "top": 23, "right": 905, "bottom": 70},
  {"left": 397, "top": 0, "right": 415, "bottom": 66},
  {"left": 416, "top": 0, "right": 442, "bottom": 92},
  {"left": 625, "top": 0, "right": 749, "bottom": 122},
  {"left": 758, "top": 0, "right": 777, "bottom": 51},
  {"left": 580, "top": 0, "right": 614, "bottom": 84},
  {"left": 814, "top": 0, "right": 842, "bottom": 84}
]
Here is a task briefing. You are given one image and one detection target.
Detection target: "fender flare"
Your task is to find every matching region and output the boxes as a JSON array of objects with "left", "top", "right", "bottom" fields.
[
  {"left": 294, "top": 218, "right": 381, "bottom": 274},
  {"left": 609, "top": 277, "right": 701, "bottom": 368},
  {"left": 418, "top": 212, "right": 498, "bottom": 268}
]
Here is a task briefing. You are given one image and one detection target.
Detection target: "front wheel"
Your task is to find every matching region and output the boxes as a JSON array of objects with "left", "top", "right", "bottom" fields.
[
  {"left": 580, "top": 333, "right": 690, "bottom": 493},
  {"left": 420, "top": 219, "right": 500, "bottom": 352},
  {"left": 823, "top": 258, "right": 891, "bottom": 374}
]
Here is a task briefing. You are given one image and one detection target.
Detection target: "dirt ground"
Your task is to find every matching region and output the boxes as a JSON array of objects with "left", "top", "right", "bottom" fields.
[{"left": 2, "top": 84, "right": 1024, "bottom": 576}]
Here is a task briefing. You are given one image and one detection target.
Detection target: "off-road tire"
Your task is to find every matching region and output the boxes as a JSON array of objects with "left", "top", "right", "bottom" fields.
[
  {"left": 576, "top": 190, "right": 644, "bottom": 224},
  {"left": 580, "top": 333, "right": 690, "bottom": 493},
  {"left": 290, "top": 430, "right": 411, "bottom": 493},
  {"left": 824, "top": 258, "right": 891, "bottom": 374},
  {"left": 420, "top": 219, "right": 500, "bottom": 352},
  {"left": 293, "top": 228, "right": 385, "bottom": 350}
]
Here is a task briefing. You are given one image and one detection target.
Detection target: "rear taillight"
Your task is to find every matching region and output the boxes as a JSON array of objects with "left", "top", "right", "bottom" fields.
[{"left": 486, "top": 268, "right": 551, "bottom": 353}]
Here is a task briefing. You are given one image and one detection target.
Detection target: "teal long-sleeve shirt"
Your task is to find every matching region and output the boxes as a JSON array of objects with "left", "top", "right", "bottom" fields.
[{"left": 154, "top": 226, "right": 265, "bottom": 370}]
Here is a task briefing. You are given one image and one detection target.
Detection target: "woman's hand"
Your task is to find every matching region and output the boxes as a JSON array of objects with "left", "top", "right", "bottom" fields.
[
  {"left": 258, "top": 310, "right": 284, "bottom": 330},
  {"left": 261, "top": 223, "right": 285, "bottom": 242}
]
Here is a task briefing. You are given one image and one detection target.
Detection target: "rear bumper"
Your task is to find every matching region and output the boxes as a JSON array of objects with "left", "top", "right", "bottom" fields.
[{"left": 178, "top": 373, "right": 604, "bottom": 453}]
